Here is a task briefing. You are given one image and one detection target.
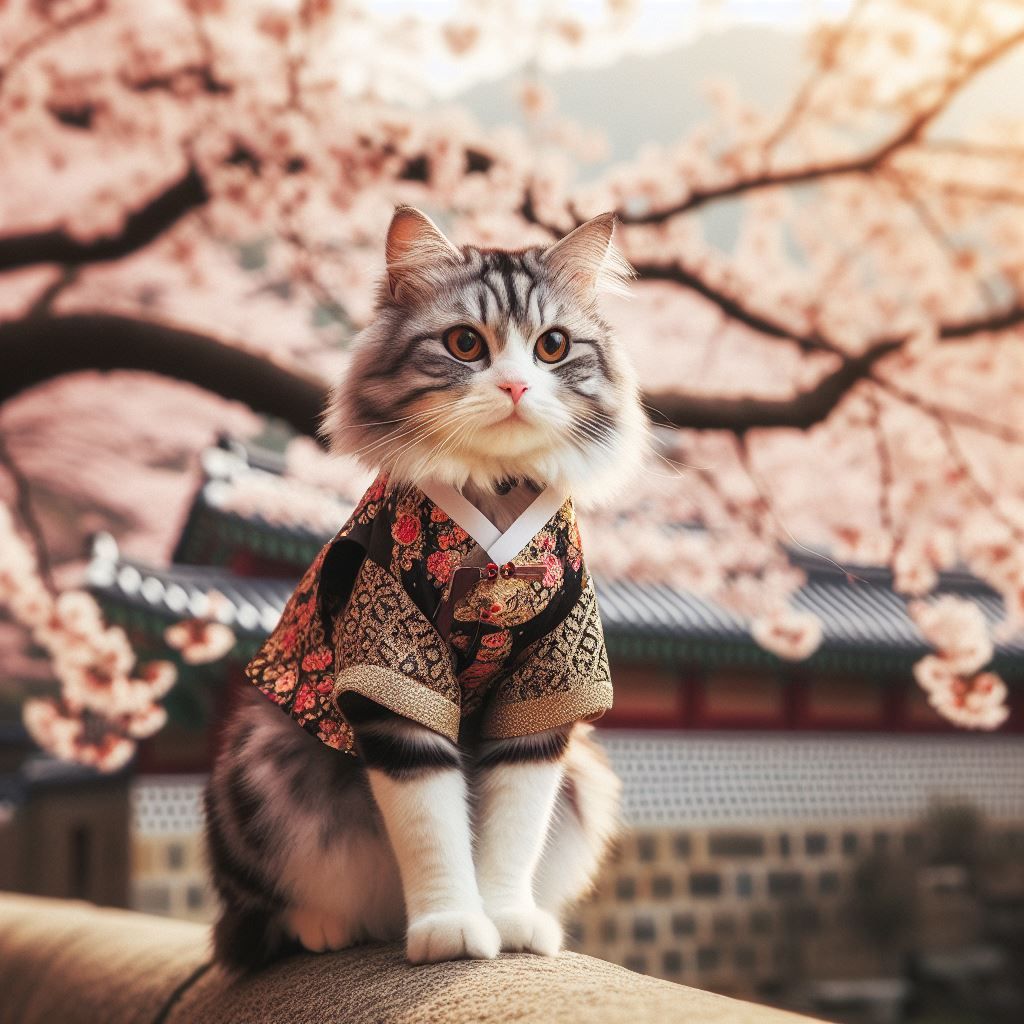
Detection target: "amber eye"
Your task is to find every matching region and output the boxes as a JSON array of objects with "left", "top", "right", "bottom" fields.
[
  {"left": 444, "top": 326, "right": 485, "bottom": 362},
  {"left": 535, "top": 328, "right": 570, "bottom": 364}
]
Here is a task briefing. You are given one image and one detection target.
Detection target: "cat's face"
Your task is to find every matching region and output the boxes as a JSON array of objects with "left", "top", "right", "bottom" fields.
[{"left": 325, "top": 207, "right": 648, "bottom": 504}]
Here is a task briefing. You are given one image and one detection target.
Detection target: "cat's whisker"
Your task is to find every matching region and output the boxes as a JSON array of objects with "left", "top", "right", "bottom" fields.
[{"left": 343, "top": 404, "right": 470, "bottom": 463}]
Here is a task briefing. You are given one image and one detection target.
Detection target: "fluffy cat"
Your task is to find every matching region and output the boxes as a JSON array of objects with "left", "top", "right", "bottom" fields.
[{"left": 205, "top": 207, "right": 646, "bottom": 970}]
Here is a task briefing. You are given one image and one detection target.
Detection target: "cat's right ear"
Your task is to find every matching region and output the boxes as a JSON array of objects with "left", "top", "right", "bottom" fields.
[{"left": 385, "top": 206, "right": 462, "bottom": 303}]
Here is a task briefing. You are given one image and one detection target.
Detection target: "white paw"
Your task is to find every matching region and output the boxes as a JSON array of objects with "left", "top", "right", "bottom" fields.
[
  {"left": 488, "top": 905, "right": 563, "bottom": 956},
  {"left": 285, "top": 906, "right": 355, "bottom": 953},
  {"left": 406, "top": 910, "right": 501, "bottom": 964}
]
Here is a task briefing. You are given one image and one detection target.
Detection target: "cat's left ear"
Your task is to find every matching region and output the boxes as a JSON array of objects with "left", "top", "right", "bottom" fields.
[
  {"left": 542, "top": 212, "right": 634, "bottom": 298},
  {"left": 385, "top": 206, "right": 462, "bottom": 303}
]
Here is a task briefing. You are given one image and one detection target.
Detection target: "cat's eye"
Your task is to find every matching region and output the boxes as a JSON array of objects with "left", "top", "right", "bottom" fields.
[
  {"left": 444, "top": 326, "right": 485, "bottom": 362},
  {"left": 535, "top": 329, "right": 570, "bottom": 364}
]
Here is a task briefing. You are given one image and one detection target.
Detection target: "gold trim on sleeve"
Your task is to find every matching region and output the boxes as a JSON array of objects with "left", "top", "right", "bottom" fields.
[{"left": 334, "top": 665, "right": 461, "bottom": 743}]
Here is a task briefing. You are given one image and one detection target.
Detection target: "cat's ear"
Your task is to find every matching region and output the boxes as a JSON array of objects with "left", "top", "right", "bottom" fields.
[
  {"left": 542, "top": 212, "right": 633, "bottom": 298},
  {"left": 385, "top": 206, "right": 462, "bottom": 303}
]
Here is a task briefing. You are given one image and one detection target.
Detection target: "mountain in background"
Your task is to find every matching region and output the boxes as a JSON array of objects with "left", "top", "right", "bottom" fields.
[{"left": 457, "top": 26, "right": 805, "bottom": 168}]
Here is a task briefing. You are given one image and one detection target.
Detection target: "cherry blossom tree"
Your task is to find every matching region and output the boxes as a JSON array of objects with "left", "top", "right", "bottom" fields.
[{"left": 2, "top": 0, "right": 1024, "bottom": 757}]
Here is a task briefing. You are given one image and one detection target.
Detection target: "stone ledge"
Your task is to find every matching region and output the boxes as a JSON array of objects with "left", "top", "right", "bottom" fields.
[{"left": 0, "top": 894, "right": 823, "bottom": 1024}]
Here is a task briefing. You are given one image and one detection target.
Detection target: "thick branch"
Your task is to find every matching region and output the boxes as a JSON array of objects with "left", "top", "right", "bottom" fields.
[
  {"left": 646, "top": 299, "right": 1024, "bottom": 431},
  {"left": 0, "top": 167, "right": 208, "bottom": 273},
  {"left": 647, "top": 343, "right": 897, "bottom": 431},
  {"left": 0, "top": 314, "right": 326, "bottom": 439},
  {"left": 2, "top": 300, "right": 1022, "bottom": 438}
]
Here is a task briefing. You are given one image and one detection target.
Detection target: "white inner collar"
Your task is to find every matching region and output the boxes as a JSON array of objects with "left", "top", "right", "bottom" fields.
[{"left": 418, "top": 480, "right": 568, "bottom": 566}]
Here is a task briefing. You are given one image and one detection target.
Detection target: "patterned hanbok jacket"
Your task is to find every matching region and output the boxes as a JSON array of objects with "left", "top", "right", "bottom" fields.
[{"left": 246, "top": 474, "right": 613, "bottom": 755}]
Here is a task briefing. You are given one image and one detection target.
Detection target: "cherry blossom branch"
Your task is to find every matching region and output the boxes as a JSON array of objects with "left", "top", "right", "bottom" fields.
[
  {"left": 865, "top": 388, "right": 902, "bottom": 562},
  {"left": 895, "top": 174, "right": 1024, "bottom": 207},
  {"left": 519, "top": 24, "right": 1024, "bottom": 232},
  {"left": 0, "top": 167, "right": 209, "bottom": 273},
  {"left": 880, "top": 167, "right": 1000, "bottom": 306},
  {"left": 3, "top": 302, "right": 1022, "bottom": 438},
  {"left": 874, "top": 377, "right": 1024, "bottom": 445},
  {"left": 631, "top": 258, "right": 836, "bottom": 353},
  {"left": 920, "top": 139, "right": 1024, "bottom": 160},
  {"left": 0, "top": 313, "right": 326, "bottom": 438},
  {"left": 919, "top": 400, "right": 1024, "bottom": 545},
  {"left": 884, "top": 385, "right": 1024, "bottom": 544},
  {"left": 757, "top": 0, "right": 868, "bottom": 156},
  {"left": 0, "top": 0, "right": 107, "bottom": 89},
  {"left": 623, "top": 22, "right": 1024, "bottom": 225}
]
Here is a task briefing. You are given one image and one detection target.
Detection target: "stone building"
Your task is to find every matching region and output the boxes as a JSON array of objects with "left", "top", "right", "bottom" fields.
[{"left": 0, "top": 755, "right": 130, "bottom": 909}]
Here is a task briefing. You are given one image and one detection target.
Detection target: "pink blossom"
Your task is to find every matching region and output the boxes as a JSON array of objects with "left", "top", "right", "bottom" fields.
[
  {"left": 751, "top": 608, "right": 823, "bottom": 661},
  {"left": 910, "top": 597, "right": 993, "bottom": 675},
  {"left": 164, "top": 619, "right": 236, "bottom": 664}
]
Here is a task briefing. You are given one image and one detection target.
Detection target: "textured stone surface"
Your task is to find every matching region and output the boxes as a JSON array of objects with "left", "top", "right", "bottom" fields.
[{"left": 0, "top": 894, "right": 822, "bottom": 1024}]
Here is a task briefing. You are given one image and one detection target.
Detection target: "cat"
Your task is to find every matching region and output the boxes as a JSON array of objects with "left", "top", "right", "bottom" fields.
[{"left": 205, "top": 206, "right": 647, "bottom": 970}]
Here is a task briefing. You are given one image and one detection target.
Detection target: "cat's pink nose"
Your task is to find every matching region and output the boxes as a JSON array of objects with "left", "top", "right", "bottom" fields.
[{"left": 498, "top": 380, "right": 529, "bottom": 405}]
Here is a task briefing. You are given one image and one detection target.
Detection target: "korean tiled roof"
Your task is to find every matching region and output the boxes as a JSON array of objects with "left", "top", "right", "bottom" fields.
[{"left": 87, "top": 535, "right": 1024, "bottom": 673}]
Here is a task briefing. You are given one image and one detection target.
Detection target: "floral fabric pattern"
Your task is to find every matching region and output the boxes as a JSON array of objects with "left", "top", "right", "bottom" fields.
[{"left": 245, "top": 475, "right": 611, "bottom": 751}]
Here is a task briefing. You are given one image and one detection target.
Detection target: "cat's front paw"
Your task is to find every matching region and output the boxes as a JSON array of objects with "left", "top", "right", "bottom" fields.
[
  {"left": 487, "top": 905, "right": 563, "bottom": 956},
  {"left": 406, "top": 910, "right": 501, "bottom": 964}
]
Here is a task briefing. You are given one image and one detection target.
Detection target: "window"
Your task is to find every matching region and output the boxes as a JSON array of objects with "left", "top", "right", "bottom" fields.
[
  {"left": 615, "top": 877, "right": 636, "bottom": 900},
  {"left": 750, "top": 910, "right": 773, "bottom": 935},
  {"left": 601, "top": 917, "right": 618, "bottom": 943},
  {"left": 842, "top": 832, "right": 859, "bottom": 855},
  {"left": 689, "top": 872, "right": 722, "bottom": 897},
  {"left": 636, "top": 834, "right": 658, "bottom": 862},
  {"left": 804, "top": 833, "right": 827, "bottom": 856},
  {"left": 624, "top": 955, "right": 648, "bottom": 975},
  {"left": 709, "top": 833, "right": 765, "bottom": 858},
  {"left": 712, "top": 914, "right": 736, "bottom": 938},
  {"left": 673, "top": 833, "right": 692, "bottom": 858},
  {"left": 652, "top": 875, "right": 673, "bottom": 899},
  {"left": 873, "top": 831, "right": 890, "bottom": 853},
  {"left": 768, "top": 872, "right": 803, "bottom": 897},
  {"left": 186, "top": 884, "right": 206, "bottom": 910},
  {"left": 819, "top": 871, "right": 840, "bottom": 895},
  {"left": 662, "top": 950, "right": 683, "bottom": 975},
  {"left": 736, "top": 872, "right": 754, "bottom": 898},
  {"left": 672, "top": 912, "right": 696, "bottom": 937},
  {"left": 633, "top": 916, "right": 656, "bottom": 942},
  {"left": 696, "top": 947, "right": 720, "bottom": 971},
  {"left": 167, "top": 842, "right": 186, "bottom": 870},
  {"left": 735, "top": 947, "right": 757, "bottom": 971},
  {"left": 779, "top": 834, "right": 791, "bottom": 857}
]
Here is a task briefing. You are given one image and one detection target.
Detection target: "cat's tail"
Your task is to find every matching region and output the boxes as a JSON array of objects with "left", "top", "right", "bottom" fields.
[{"left": 534, "top": 724, "right": 622, "bottom": 916}]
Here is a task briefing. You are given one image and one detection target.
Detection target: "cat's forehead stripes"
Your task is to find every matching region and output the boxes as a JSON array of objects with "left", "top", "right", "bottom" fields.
[{"left": 462, "top": 249, "right": 548, "bottom": 332}]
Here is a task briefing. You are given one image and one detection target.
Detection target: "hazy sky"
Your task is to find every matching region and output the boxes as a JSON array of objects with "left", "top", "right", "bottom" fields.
[{"left": 362, "top": 0, "right": 855, "bottom": 97}]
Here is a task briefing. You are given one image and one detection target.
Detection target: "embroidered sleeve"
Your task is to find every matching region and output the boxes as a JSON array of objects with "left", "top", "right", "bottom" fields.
[
  {"left": 481, "top": 577, "right": 613, "bottom": 739},
  {"left": 332, "top": 558, "right": 463, "bottom": 742}
]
